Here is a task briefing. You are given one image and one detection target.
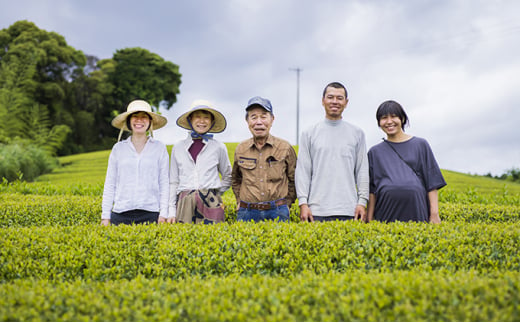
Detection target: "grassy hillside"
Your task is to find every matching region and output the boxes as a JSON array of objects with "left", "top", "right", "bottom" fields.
[{"left": 34, "top": 144, "right": 520, "bottom": 200}]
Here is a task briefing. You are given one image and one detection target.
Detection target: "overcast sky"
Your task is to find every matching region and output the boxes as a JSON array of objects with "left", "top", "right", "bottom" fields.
[{"left": 2, "top": 0, "right": 519, "bottom": 176}]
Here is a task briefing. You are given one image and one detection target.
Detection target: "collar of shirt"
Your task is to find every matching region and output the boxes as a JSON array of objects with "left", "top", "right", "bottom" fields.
[
  {"left": 182, "top": 134, "right": 213, "bottom": 149},
  {"left": 123, "top": 136, "right": 156, "bottom": 144},
  {"left": 245, "top": 134, "right": 275, "bottom": 150}
]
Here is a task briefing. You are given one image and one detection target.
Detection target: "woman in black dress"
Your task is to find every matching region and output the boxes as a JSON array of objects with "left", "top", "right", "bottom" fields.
[{"left": 367, "top": 100, "right": 446, "bottom": 223}]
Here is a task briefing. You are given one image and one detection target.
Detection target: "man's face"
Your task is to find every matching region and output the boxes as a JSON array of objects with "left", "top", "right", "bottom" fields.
[
  {"left": 322, "top": 86, "right": 348, "bottom": 120},
  {"left": 189, "top": 110, "right": 213, "bottom": 134},
  {"left": 246, "top": 106, "right": 274, "bottom": 140}
]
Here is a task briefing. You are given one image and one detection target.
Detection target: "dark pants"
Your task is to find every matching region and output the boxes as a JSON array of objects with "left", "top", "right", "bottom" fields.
[
  {"left": 313, "top": 215, "right": 354, "bottom": 222},
  {"left": 111, "top": 209, "right": 159, "bottom": 225}
]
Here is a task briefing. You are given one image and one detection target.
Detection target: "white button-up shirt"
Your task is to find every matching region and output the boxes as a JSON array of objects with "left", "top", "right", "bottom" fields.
[
  {"left": 169, "top": 135, "right": 232, "bottom": 218},
  {"left": 102, "top": 137, "right": 170, "bottom": 219}
]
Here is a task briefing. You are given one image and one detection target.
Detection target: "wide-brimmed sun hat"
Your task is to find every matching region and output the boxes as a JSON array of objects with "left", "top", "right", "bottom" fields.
[
  {"left": 176, "top": 100, "right": 227, "bottom": 133},
  {"left": 111, "top": 100, "right": 168, "bottom": 141}
]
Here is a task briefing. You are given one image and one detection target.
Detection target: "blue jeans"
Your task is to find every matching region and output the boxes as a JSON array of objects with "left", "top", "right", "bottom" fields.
[{"left": 237, "top": 205, "right": 290, "bottom": 222}]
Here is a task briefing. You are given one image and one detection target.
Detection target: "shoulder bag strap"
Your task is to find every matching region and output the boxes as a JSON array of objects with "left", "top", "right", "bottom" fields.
[{"left": 383, "top": 139, "right": 425, "bottom": 187}]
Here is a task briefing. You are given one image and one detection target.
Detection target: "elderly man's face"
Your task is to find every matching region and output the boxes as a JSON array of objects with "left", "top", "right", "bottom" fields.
[{"left": 246, "top": 106, "right": 274, "bottom": 140}]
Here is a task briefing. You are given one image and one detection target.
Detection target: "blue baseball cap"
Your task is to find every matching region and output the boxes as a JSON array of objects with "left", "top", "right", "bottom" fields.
[{"left": 246, "top": 96, "right": 273, "bottom": 113}]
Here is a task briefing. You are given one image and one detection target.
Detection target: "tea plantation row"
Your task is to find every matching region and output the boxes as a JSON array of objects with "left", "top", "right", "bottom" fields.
[
  {"left": 1, "top": 222, "right": 518, "bottom": 282},
  {"left": 1, "top": 271, "right": 518, "bottom": 321},
  {"left": 1, "top": 192, "right": 520, "bottom": 227}
]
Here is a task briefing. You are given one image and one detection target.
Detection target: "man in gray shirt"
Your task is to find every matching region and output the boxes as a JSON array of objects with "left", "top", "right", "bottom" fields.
[{"left": 295, "top": 82, "right": 369, "bottom": 222}]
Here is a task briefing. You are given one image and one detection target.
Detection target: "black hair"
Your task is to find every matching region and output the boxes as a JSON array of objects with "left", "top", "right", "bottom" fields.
[
  {"left": 322, "top": 82, "right": 348, "bottom": 99},
  {"left": 376, "top": 100, "right": 409, "bottom": 130},
  {"left": 126, "top": 111, "right": 152, "bottom": 131}
]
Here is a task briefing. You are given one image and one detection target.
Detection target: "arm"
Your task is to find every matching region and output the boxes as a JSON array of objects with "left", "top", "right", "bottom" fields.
[
  {"left": 158, "top": 144, "right": 170, "bottom": 223},
  {"left": 101, "top": 147, "right": 117, "bottom": 225},
  {"left": 428, "top": 189, "right": 441, "bottom": 223},
  {"left": 353, "top": 132, "right": 369, "bottom": 222},
  {"left": 168, "top": 146, "right": 180, "bottom": 223},
  {"left": 218, "top": 143, "right": 232, "bottom": 195},
  {"left": 295, "top": 132, "right": 314, "bottom": 222},
  {"left": 367, "top": 193, "right": 376, "bottom": 222},
  {"left": 285, "top": 145, "right": 297, "bottom": 207},
  {"left": 354, "top": 131, "right": 369, "bottom": 209},
  {"left": 295, "top": 131, "right": 312, "bottom": 221},
  {"left": 231, "top": 150, "right": 242, "bottom": 209}
]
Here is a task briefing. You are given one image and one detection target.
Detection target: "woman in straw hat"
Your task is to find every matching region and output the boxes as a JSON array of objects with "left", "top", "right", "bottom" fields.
[
  {"left": 168, "top": 100, "right": 232, "bottom": 224},
  {"left": 101, "top": 99, "right": 170, "bottom": 225}
]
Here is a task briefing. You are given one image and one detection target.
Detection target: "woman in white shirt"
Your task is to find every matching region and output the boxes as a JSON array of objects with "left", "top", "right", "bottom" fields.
[
  {"left": 101, "top": 100, "right": 170, "bottom": 226},
  {"left": 168, "top": 100, "right": 232, "bottom": 224}
]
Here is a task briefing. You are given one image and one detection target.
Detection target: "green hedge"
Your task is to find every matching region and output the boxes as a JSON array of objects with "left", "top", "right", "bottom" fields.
[
  {"left": 0, "top": 181, "right": 103, "bottom": 196},
  {"left": 441, "top": 202, "right": 520, "bottom": 222},
  {"left": 0, "top": 193, "right": 101, "bottom": 227},
  {"left": 1, "top": 222, "right": 519, "bottom": 282},
  {"left": 1, "top": 193, "right": 519, "bottom": 227},
  {"left": 1, "top": 271, "right": 518, "bottom": 321}
]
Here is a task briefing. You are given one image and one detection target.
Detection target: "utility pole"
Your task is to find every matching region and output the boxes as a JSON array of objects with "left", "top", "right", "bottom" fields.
[{"left": 289, "top": 67, "right": 302, "bottom": 145}]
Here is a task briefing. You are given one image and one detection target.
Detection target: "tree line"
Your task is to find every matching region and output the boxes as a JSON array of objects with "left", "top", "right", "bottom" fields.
[
  {"left": 0, "top": 20, "right": 182, "bottom": 181},
  {"left": 484, "top": 168, "right": 520, "bottom": 184}
]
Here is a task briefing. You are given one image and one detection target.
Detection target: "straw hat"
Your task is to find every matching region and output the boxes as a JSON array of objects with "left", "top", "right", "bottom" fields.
[
  {"left": 111, "top": 100, "right": 168, "bottom": 141},
  {"left": 176, "top": 100, "right": 227, "bottom": 133}
]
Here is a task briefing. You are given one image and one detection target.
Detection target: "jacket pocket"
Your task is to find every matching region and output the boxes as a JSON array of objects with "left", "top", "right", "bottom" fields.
[{"left": 266, "top": 157, "right": 285, "bottom": 182}]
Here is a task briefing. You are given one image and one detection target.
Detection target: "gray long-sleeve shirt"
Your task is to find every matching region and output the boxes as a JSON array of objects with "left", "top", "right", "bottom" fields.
[{"left": 295, "top": 119, "right": 369, "bottom": 216}]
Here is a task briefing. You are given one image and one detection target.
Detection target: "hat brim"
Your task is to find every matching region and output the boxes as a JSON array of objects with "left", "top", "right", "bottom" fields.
[
  {"left": 111, "top": 111, "right": 168, "bottom": 131},
  {"left": 176, "top": 107, "right": 227, "bottom": 133}
]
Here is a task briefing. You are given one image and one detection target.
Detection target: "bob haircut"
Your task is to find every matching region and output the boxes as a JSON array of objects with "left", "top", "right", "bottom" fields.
[
  {"left": 126, "top": 111, "right": 152, "bottom": 131},
  {"left": 376, "top": 100, "right": 409, "bottom": 130}
]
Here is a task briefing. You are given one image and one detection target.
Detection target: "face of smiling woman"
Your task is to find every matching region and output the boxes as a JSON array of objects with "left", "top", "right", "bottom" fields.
[
  {"left": 189, "top": 110, "right": 214, "bottom": 134},
  {"left": 129, "top": 112, "right": 151, "bottom": 134}
]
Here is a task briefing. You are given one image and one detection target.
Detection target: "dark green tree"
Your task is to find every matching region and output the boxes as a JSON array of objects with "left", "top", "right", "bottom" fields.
[
  {"left": 61, "top": 55, "right": 115, "bottom": 154},
  {"left": 98, "top": 47, "right": 182, "bottom": 113},
  {"left": 1, "top": 21, "right": 182, "bottom": 156},
  {"left": 0, "top": 20, "right": 84, "bottom": 153}
]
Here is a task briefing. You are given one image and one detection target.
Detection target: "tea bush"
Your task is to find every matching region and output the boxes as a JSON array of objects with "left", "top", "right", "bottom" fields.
[
  {"left": 1, "top": 222, "right": 519, "bottom": 282},
  {"left": 2, "top": 147, "right": 520, "bottom": 321},
  {"left": 0, "top": 271, "right": 518, "bottom": 321},
  {"left": 1, "top": 193, "right": 519, "bottom": 227}
]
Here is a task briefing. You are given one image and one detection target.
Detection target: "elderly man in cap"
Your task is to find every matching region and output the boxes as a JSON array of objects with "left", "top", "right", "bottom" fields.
[
  {"left": 231, "top": 96, "right": 297, "bottom": 222},
  {"left": 169, "top": 100, "right": 232, "bottom": 224}
]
